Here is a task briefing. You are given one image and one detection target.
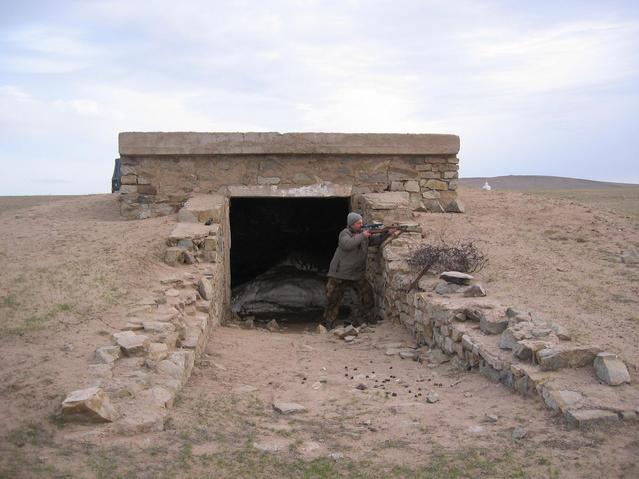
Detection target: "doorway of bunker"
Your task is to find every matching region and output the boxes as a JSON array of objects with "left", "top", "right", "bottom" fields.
[{"left": 229, "top": 197, "right": 359, "bottom": 326}]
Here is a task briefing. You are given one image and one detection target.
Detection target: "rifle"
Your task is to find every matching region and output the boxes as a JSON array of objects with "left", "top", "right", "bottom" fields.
[
  {"left": 362, "top": 222, "right": 410, "bottom": 235},
  {"left": 362, "top": 223, "right": 410, "bottom": 247}
]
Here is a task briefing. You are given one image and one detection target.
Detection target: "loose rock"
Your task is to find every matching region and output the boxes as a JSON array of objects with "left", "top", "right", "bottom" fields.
[
  {"left": 435, "top": 283, "right": 462, "bottom": 295},
  {"left": 464, "top": 308, "right": 484, "bottom": 322},
  {"left": 594, "top": 352, "right": 630, "bottom": 386},
  {"left": 148, "top": 342, "right": 169, "bottom": 362},
  {"left": 95, "top": 345, "right": 121, "bottom": 364},
  {"left": 537, "top": 346, "right": 601, "bottom": 371},
  {"left": 113, "top": 331, "right": 150, "bottom": 357},
  {"left": 542, "top": 389, "right": 584, "bottom": 412},
  {"left": 399, "top": 350, "right": 419, "bottom": 360},
  {"left": 266, "top": 319, "right": 280, "bottom": 332},
  {"left": 484, "top": 414, "right": 498, "bottom": 423},
  {"left": 334, "top": 325, "right": 358, "bottom": 339},
  {"left": 512, "top": 427, "right": 527, "bottom": 439},
  {"left": 198, "top": 277, "right": 214, "bottom": 300},
  {"left": 273, "top": 402, "right": 307, "bottom": 414},
  {"left": 565, "top": 409, "right": 620, "bottom": 429},
  {"left": 480, "top": 314, "right": 509, "bottom": 335},
  {"left": 462, "top": 284, "right": 487, "bottom": 297},
  {"left": 440, "top": 271, "right": 473, "bottom": 285},
  {"left": 61, "top": 387, "right": 117, "bottom": 423}
]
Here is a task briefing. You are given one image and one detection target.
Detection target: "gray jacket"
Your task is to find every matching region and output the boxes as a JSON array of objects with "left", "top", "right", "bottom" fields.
[{"left": 327, "top": 227, "right": 387, "bottom": 280}]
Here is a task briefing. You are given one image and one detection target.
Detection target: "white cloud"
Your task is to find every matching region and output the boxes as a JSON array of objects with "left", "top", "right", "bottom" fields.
[
  {"left": 1, "top": 26, "right": 103, "bottom": 73},
  {"left": 1, "top": 0, "right": 638, "bottom": 193},
  {"left": 462, "top": 20, "right": 639, "bottom": 97}
]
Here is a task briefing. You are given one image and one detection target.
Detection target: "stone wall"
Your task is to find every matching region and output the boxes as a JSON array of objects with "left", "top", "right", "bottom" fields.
[
  {"left": 117, "top": 132, "right": 461, "bottom": 219},
  {"left": 61, "top": 195, "right": 230, "bottom": 432},
  {"left": 356, "top": 192, "right": 637, "bottom": 429}
]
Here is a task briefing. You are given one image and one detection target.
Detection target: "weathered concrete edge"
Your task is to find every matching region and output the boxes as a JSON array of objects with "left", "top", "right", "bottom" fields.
[{"left": 119, "top": 132, "right": 461, "bottom": 156}]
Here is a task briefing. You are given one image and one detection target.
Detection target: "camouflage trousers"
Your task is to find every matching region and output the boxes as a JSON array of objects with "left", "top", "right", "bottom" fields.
[{"left": 322, "top": 277, "right": 375, "bottom": 329}]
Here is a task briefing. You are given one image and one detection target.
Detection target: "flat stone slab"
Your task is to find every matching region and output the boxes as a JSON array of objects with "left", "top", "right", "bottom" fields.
[
  {"left": 95, "top": 345, "right": 121, "bottom": 364},
  {"left": 565, "top": 409, "right": 620, "bottom": 429},
  {"left": 113, "top": 331, "right": 150, "bottom": 357},
  {"left": 142, "top": 321, "right": 175, "bottom": 333},
  {"left": 440, "top": 271, "right": 473, "bottom": 285},
  {"left": 178, "top": 194, "right": 225, "bottom": 224},
  {"left": 542, "top": 389, "right": 584, "bottom": 412},
  {"left": 537, "top": 346, "right": 601, "bottom": 371},
  {"left": 273, "top": 402, "right": 307, "bottom": 414},
  {"left": 62, "top": 387, "right": 117, "bottom": 423},
  {"left": 435, "top": 283, "right": 463, "bottom": 295},
  {"left": 385, "top": 347, "right": 416, "bottom": 357},
  {"left": 168, "top": 223, "right": 219, "bottom": 245},
  {"left": 119, "top": 132, "right": 461, "bottom": 156}
]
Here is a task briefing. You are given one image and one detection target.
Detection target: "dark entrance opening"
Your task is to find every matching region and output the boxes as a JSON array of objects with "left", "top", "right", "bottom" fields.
[{"left": 230, "top": 197, "right": 351, "bottom": 325}]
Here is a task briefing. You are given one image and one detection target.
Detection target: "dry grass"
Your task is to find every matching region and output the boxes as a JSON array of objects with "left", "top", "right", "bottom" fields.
[{"left": 528, "top": 187, "right": 639, "bottom": 222}]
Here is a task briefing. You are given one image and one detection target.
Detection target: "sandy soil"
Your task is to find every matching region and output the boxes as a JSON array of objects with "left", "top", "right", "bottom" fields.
[
  {"left": 0, "top": 194, "right": 174, "bottom": 433},
  {"left": 0, "top": 189, "right": 638, "bottom": 478}
]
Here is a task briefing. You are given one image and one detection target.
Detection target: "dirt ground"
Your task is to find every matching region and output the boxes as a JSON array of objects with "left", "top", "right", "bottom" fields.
[{"left": 0, "top": 188, "right": 638, "bottom": 478}]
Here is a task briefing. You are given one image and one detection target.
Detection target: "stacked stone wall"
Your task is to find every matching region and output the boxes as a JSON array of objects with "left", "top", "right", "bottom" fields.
[{"left": 357, "top": 192, "right": 638, "bottom": 429}]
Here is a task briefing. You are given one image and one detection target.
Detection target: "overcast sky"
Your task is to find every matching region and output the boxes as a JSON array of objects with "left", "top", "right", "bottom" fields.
[{"left": 1, "top": 0, "right": 638, "bottom": 195}]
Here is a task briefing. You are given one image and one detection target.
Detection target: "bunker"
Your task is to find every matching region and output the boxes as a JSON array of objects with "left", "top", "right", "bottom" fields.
[{"left": 118, "top": 132, "right": 461, "bottom": 324}]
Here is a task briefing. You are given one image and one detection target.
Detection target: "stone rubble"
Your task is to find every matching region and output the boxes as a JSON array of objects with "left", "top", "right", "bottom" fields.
[{"left": 439, "top": 271, "right": 473, "bottom": 285}]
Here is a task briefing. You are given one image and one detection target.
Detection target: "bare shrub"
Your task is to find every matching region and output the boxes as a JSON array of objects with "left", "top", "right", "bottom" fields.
[{"left": 404, "top": 241, "right": 488, "bottom": 292}]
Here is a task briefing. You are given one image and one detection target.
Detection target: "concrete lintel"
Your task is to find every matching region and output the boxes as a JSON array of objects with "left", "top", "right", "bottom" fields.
[
  {"left": 226, "top": 183, "right": 353, "bottom": 198},
  {"left": 119, "top": 132, "right": 460, "bottom": 156}
]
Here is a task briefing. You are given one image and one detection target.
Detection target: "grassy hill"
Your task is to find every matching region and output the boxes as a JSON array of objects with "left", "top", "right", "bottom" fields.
[
  {"left": 459, "top": 175, "right": 639, "bottom": 220},
  {"left": 459, "top": 175, "right": 637, "bottom": 190}
]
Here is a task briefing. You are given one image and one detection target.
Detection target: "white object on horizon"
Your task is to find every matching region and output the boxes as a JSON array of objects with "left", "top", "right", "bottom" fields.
[{"left": 482, "top": 181, "right": 492, "bottom": 191}]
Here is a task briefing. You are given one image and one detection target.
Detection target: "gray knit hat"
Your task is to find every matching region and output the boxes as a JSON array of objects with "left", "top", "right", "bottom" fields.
[{"left": 347, "top": 212, "right": 362, "bottom": 226}]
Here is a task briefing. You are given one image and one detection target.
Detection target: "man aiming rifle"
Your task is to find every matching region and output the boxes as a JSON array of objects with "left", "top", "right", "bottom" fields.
[{"left": 321, "top": 212, "right": 401, "bottom": 329}]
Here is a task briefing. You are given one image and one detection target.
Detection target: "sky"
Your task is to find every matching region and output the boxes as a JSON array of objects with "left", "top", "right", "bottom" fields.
[{"left": 1, "top": 0, "right": 638, "bottom": 195}]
